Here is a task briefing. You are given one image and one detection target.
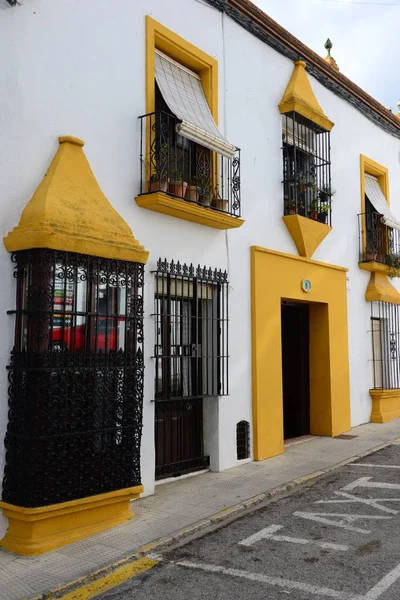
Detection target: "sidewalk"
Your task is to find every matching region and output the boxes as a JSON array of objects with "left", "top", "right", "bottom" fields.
[{"left": 1, "top": 419, "right": 400, "bottom": 600}]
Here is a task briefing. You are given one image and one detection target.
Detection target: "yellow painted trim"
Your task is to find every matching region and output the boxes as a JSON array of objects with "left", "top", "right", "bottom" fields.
[
  {"left": 282, "top": 215, "right": 332, "bottom": 259},
  {"left": 279, "top": 60, "right": 334, "bottom": 132},
  {"left": 0, "top": 485, "right": 143, "bottom": 556},
  {"left": 145, "top": 17, "right": 220, "bottom": 221},
  {"left": 146, "top": 16, "right": 218, "bottom": 120},
  {"left": 59, "top": 557, "right": 158, "bottom": 600},
  {"left": 136, "top": 192, "right": 245, "bottom": 230},
  {"left": 363, "top": 270, "right": 400, "bottom": 305},
  {"left": 251, "top": 246, "right": 350, "bottom": 461},
  {"left": 370, "top": 389, "right": 400, "bottom": 423},
  {"left": 4, "top": 137, "right": 149, "bottom": 264}
]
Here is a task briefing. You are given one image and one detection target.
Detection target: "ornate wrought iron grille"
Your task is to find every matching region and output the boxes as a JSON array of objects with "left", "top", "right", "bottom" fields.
[
  {"left": 138, "top": 111, "right": 241, "bottom": 218},
  {"left": 370, "top": 302, "right": 400, "bottom": 390},
  {"left": 236, "top": 420, "right": 250, "bottom": 460},
  {"left": 2, "top": 249, "right": 144, "bottom": 508},
  {"left": 358, "top": 206, "right": 400, "bottom": 267},
  {"left": 152, "top": 258, "right": 228, "bottom": 479},
  {"left": 282, "top": 111, "right": 332, "bottom": 225}
]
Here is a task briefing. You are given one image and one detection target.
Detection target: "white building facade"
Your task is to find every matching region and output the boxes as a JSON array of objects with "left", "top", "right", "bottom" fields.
[{"left": 1, "top": 0, "right": 400, "bottom": 555}]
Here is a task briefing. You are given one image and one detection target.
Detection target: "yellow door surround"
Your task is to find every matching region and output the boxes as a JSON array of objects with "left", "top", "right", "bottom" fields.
[{"left": 251, "top": 247, "right": 351, "bottom": 461}]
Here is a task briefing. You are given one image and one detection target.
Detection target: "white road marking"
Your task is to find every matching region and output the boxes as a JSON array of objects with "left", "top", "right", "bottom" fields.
[
  {"left": 293, "top": 511, "right": 391, "bottom": 534},
  {"left": 343, "top": 477, "right": 400, "bottom": 491},
  {"left": 350, "top": 463, "right": 400, "bottom": 469},
  {"left": 174, "top": 560, "right": 364, "bottom": 599},
  {"left": 316, "top": 491, "right": 399, "bottom": 514},
  {"left": 238, "top": 524, "right": 349, "bottom": 550},
  {"left": 364, "top": 562, "right": 400, "bottom": 599}
]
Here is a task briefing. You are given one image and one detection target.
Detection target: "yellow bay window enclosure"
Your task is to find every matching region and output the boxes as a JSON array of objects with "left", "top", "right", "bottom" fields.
[
  {"left": 135, "top": 17, "right": 244, "bottom": 230},
  {"left": 279, "top": 60, "right": 335, "bottom": 260},
  {"left": 0, "top": 136, "right": 149, "bottom": 556}
]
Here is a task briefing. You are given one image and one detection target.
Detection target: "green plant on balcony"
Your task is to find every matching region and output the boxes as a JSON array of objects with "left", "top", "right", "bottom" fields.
[
  {"left": 309, "top": 197, "right": 319, "bottom": 221},
  {"left": 318, "top": 201, "right": 330, "bottom": 224},
  {"left": 385, "top": 252, "right": 400, "bottom": 278},
  {"left": 319, "top": 185, "right": 336, "bottom": 204}
]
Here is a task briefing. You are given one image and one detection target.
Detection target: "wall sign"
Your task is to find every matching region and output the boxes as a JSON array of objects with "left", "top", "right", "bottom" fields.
[{"left": 301, "top": 279, "right": 312, "bottom": 293}]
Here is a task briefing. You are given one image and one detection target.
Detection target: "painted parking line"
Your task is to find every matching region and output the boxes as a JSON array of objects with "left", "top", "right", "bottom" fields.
[
  {"left": 316, "top": 491, "right": 400, "bottom": 514},
  {"left": 343, "top": 477, "right": 400, "bottom": 491},
  {"left": 238, "top": 524, "right": 349, "bottom": 550},
  {"left": 293, "top": 511, "right": 391, "bottom": 534},
  {"left": 173, "top": 559, "right": 364, "bottom": 599},
  {"left": 350, "top": 463, "right": 400, "bottom": 469},
  {"left": 364, "top": 562, "right": 400, "bottom": 599}
]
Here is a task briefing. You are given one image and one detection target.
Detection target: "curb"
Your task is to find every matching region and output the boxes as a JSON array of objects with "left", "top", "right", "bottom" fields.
[{"left": 31, "top": 437, "right": 400, "bottom": 600}]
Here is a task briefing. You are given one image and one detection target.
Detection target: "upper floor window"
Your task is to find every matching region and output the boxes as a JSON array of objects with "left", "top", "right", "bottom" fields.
[
  {"left": 138, "top": 51, "right": 241, "bottom": 218},
  {"left": 282, "top": 112, "right": 333, "bottom": 225},
  {"left": 359, "top": 173, "right": 400, "bottom": 271}
]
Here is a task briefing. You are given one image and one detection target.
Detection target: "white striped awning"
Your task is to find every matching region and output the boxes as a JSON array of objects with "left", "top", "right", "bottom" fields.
[
  {"left": 365, "top": 174, "right": 400, "bottom": 230},
  {"left": 154, "top": 49, "right": 236, "bottom": 159}
]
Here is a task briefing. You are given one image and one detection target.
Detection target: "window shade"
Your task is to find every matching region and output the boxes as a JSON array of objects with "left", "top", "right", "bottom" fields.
[
  {"left": 154, "top": 50, "right": 236, "bottom": 159},
  {"left": 365, "top": 174, "right": 400, "bottom": 230}
]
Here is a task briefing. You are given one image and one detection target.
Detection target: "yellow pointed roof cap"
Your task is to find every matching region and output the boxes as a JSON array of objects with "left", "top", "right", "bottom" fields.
[
  {"left": 279, "top": 60, "right": 334, "bottom": 132},
  {"left": 4, "top": 136, "right": 149, "bottom": 264}
]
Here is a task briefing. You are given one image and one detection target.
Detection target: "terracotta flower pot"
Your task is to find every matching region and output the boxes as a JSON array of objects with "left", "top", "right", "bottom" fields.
[
  {"left": 169, "top": 181, "right": 188, "bottom": 197},
  {"left": 213, "top": 198, "right": 229, "bottom": 212},
  {"left": 186, "top": 185, "right": 200, "bottom": 203},
  {"left": 308, "top": 210, "right": 318, "bottom": 221},
  {"left": 149, "top": 178, "right": 168, "bottom": 193},
  {"left": 289, "top": 207, "right": 296, "bottom": 215},
  {"left": 366, "top": 251, "right": 377, "bottom": 261}
]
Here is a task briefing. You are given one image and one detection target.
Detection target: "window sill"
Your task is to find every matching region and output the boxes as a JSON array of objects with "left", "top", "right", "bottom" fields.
[
  {"left": 135, "top": 192, "right": 245, "bottom": 230},
  {"left": 358, "top": 261, "right": 390, "bottom": 274}
]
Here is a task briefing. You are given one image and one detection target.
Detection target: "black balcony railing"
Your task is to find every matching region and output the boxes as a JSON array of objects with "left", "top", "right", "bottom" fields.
[
  {"left": 358, "top": 212, "right": 400, "bottom": 270},
  {"left": 138, "top": 111, "right": 241, "bottom": 218},
  {"left": 282, "top": 111, "right": 332, "bottom": 226}
]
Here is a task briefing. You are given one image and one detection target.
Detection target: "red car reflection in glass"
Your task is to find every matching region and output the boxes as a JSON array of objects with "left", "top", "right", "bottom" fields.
[{"left": 51, "top": 317, "right": 121, "bottom": 351}]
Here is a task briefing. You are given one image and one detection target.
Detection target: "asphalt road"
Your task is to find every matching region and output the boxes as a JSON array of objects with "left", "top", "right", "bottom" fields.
[{"left": 100, "top": 442, "right": 400, "bottom": 599}]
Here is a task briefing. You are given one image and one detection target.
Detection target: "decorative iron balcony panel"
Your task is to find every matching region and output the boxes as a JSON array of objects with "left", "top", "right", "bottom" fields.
[
  {"left": 138, "top": 111, "right": 241, "bottom": 219},
  {"left": 358, "top": 212, "right": 400, "bottom": 268},
  {"left": 2, "top": 249, "right": 144, "bottom": 508},
  {"left": 282, "top": 111, "right": 333, "bottom": 225}
]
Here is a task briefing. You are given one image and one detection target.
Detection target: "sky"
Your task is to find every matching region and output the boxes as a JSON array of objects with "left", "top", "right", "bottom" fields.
[{"left": 252, "top": 0, "right": 400, "bottom": 111}]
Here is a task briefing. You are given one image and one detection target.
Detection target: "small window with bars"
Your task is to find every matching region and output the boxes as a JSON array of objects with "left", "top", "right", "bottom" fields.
[
  {"left": 152, "top": 258, "right": 229, "bottom": 401},
  {"left": 236, "top": 420, "right": 250, "bottom": 460}
]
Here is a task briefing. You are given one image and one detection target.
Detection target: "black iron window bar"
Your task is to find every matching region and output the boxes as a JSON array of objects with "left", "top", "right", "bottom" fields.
[
  {"left": 370, "top": 302, "right": 400, "bottom": 390},
  {"left": 358, "top": 208, "right": 400, "bottom": 270},
  {"left": 138, "top": 111, "right": 241, "bottom": 218},
  {"left": 2, "top": 249, "right": 144, "bottom": 508},
  {"left": 282, "top": 111, "right": 332, "bottom": 225},
  {"left": 236, "top": 420, "right": 250, "bottom": 460},
  {"left": 152, "top": 258, "right": 229, "bottom": 402},
  {"left": 152, "top": 258, "right": 228, "bottom": 480}
]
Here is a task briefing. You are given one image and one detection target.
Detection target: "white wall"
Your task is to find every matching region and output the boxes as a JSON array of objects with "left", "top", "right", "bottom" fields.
[{"left": 1, "top": 0, "right": 400, "bottom": 529}]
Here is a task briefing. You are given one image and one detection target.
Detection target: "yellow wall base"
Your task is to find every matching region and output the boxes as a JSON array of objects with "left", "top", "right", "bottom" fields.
[
  {"left": 135, "top": 192, "right": 245, "bottom": 230},
  {"left": 282, "top": 215, "right": 332, "bottom": 259},
  {"left": 251, "top": 247, "right": 351, "bottom": 461},
  {"left": 0, "top": 485, "right": 143, "bottom": 556},
  {"left": 370, "top": 389, "right": 400, "bottom": 423}
]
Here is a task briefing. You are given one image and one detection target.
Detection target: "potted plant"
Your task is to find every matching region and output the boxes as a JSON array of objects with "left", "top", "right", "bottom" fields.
[
  {"left": 308, "top": 197, "right": 319, "bottom": 221},
  {"left": 366, "top": 240, "right": 377, "bottom": 262},
  {"left": 318, "top": 202, "right": 330, "bottom": 224},
  {"left": 186, "top": 179, "right": 200, "bottom": 203},
  {"left": 212, "top": 185, "right": 229, "bottom": 211},
  {"left": 295, "top": 172, "right": 309, "bottom": 193},
  {"left": 199, "top": 182, "right": 212, "bottom": 206},
  {"left": 169, "top": 171, "right": 188, "bottom": 198},
  {"left": 385, "top": 252, "right": 400, "bottom": 278},
  {"left": 319, "top": 185, "right": 336, "bottom": 204},
  {"left": 288, "top": 199, "right": 297, "bottom": 215},
  {"left": 149, "top": 172, "right": 168, "bottom": 193}
]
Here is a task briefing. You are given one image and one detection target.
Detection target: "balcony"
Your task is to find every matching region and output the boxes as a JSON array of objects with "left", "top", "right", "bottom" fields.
[
  {"left": 358, "top": 212, "right": 400, "bottom": 274},
  {"left": 135, "top": 111, "right": 243, "bottom": 230}
]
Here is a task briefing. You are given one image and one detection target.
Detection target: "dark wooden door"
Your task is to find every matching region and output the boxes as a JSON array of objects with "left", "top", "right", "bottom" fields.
[
  {"left": 154, "top": 296, "right": 206, "bottom": 480},
  {"left": 281, "top": 302, "right": 310, "bottom": 439}
]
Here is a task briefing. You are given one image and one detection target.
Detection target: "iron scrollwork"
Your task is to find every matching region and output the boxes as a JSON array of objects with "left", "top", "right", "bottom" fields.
[{"left": 2, "top": 249, "right": 144, "bottom": 508}]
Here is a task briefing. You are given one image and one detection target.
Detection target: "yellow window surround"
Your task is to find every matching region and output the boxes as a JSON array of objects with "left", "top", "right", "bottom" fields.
[
  {"left": 136, "top": 17, "right": 244, "bottom": 230},
  {"left": 358, "top": 154, "right": 400, "bottom": 304}
]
